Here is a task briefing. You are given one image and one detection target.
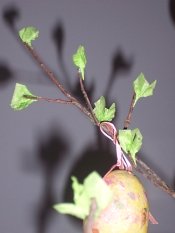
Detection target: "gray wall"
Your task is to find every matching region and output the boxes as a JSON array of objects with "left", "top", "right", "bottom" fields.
[{"left": 0, "top": 1, "right": 175, "bottom": 233}]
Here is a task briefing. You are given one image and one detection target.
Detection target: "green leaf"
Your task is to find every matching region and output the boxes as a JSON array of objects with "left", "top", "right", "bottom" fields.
[
  {"left": 83, "top": 171, "right": 112, "bottom": 216},
  {"left": 93, "top": 96, "right": 116, "bottom": 122},
  {"left": 72, "top": 45, "right": 87, "bottom": 80},
  {"left": 19, "top": 26, "right": 39, "bottom": 47},
  {"left": 118, "top": 128, "right": 143, "bottom": 164},
  {"left": 10, "top": 83, "right": 37, "bottom": 110},
  {"left": 133, "top": 73, "right": 157, "bottom": 106},
  {"left": 53, "top": 203, "right": 87, "bottom": 220},
  {"left": 53, "top": 171, "right": 113, "bottom": 220}
]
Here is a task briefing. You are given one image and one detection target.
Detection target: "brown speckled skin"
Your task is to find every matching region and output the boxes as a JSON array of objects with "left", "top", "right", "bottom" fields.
[{"left": 84, "top": 170, "right": 149, "bottom": 233}]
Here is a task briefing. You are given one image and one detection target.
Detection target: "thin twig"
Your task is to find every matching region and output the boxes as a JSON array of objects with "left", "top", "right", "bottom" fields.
[
  {"left": 136, "top": 158, "right": 175, "bottom": 198},
  {"left": 23, "top": 43, "right": 96, "bottom": 124},
  {"left": 24, "top": 95, "right": 73, "bottom": 104},
  {"left": 123, "top": 92, "right": 135, "bottom": 129},
  {"left": 24, "top": 43, "right": 74, "bottom": 100},
  {"left": 22, "top": 40, "right": 175, "bottom": 200},
  {"left": 79, "top": 77, "right": 99, "bottom": 125},
  {"left": 123, "top": 93, "right": 175, "bottom": 199}
]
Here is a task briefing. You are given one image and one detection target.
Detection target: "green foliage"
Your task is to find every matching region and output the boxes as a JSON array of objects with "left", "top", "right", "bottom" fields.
[
  {"left": 10, "top": 83, "right": 37, "bottom": 110},
  {"left": 93, "top": 96, "right": 116, "bottom": 122},
  {"left": 133, "top": 73, "right": 157, "bottom": 106},
  {"left": 118, "top": 128, "right": 143, "bottom": 164},
  {"left": 19, "top": 26, "right": 39, "bottom": 47},
  {"left": 72, "top": 45, "right": 87, "bottom": 80},
  {"left": 53, "top": 171, "right": 112, "bottom": 220}
]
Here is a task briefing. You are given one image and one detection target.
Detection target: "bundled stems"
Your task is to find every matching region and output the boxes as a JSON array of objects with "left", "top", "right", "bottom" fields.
[{"left": 22, "top": 41, "right": 175, "bottom": 199}]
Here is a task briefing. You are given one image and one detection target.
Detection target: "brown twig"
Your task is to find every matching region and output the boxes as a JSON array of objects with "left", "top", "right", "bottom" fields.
[
  {"left": 79, "top": 77, "right": 99, "bottom": 125},
  {"left": 136, "top": 158, "right": 175, "bottom": 198},
  {"left": 123, "top": 92, "right": 135, "bottom": 129},
  {"left": 22, "top": 40, "right": 175, "bottom": 200},
  {"left": 23, "top": 95, "right": 73, "bottom": 104},
  {"left": 123, "top": 93, "right": 175, "bottom": 199},
  {"left": 23, "top": 43, "right": 96, "bottom": 124}
]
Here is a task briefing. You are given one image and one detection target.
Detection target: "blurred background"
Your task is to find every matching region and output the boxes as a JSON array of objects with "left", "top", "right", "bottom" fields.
[{"left": 0, "top": 1, "right": 175, "bottom": 233}]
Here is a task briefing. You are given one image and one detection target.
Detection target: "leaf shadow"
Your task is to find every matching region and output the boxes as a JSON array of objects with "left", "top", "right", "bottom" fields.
[
  {"left": 51, "top": 19, "right": 134, "bottom": 229},
  {"left": 62, "top": 129, "right": 116, "bottom": 228},
  {"left": 3, "top": 7, "right": 134, "bottom": 231},
  {"left": 51, "top": 21, "right": 95, "bottom": 105},
  {"left": 21, "top": 124, "right": 70, "bottom": 233},
  {"left": 169, "top": 0, "right": 175, "bottom": 27},
  {"left": 0, "top": 61, "right": 13, "bottom": 87},
  {"left": 2, "top": 4, "right": 20, "bottom": 31},
  {"left": 104, "top": 48, "right": 133, "bottom": 102}
]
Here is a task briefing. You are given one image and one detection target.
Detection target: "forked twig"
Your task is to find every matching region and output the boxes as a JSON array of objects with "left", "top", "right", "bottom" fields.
[{"left": 22, "top": 41, "right": 175, "bottom": 199}]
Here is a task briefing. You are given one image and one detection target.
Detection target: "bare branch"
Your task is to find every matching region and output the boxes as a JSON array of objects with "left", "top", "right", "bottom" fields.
[
  {"left": 22, "top": 43, "right": 96, "bottom": 124},
  {"left": 136, "top": 158, "right": 175, "bottom": 199},
  {"left": 123, "top": 92, "right": 135, "bottom": 129},
  {"left": 21, "top": 40, "right": 175, "bottom": 201},
  {"left": 79, "top": 77, "right": 99, "bottom": 125}
]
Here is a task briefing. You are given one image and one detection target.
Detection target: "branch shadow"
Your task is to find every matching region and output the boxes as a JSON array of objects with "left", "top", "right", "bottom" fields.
[
  {"left": 21, "top": 124, "right": 70, "bottom": 233},
  {"left": 51, "top": 19, "right": 134, "bottom": 230},
  {"left": 3, "top": 6, "right": 134, "bottom": 232}
]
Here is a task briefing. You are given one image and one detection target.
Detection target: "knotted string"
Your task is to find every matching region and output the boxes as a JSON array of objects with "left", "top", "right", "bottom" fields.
[
  {"left": 99, "top": 122, "right": 158, "bottom": 224},
  {"left": 99, "top": 122, "right": 132, "bottom": 174}
]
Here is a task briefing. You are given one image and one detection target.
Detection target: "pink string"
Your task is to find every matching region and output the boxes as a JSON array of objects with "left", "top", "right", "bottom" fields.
[{"left": 100, "top": 122, "right": 132, "bottom": 173}]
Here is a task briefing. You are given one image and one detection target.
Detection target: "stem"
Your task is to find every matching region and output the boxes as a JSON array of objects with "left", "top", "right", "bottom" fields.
[
  {"left": 22, "top": 41, "right": 175, "bottom": 200},
  {"left": 23, "top": 95, "right": 73, "bottom": 104},
  {"left": 123, "top": 92, "right": 175, "bottom": 199},
  {"left": 23, "top": 43, "right": 96, "bottom": 124},
  {"left": 123, "top": 92, "right": 135, "bottom": 129},
  {"left": 83, "top": 198, "right": 97, "bottom": 233},
  {"left": 79, "top": 77, "right": 99, "bottom": 125},
  {"left": 136, "top": 158, "right": 175, "bottom": 198},
  {"left": 24, "top": 43, "right": 74, "bottom": 100}
]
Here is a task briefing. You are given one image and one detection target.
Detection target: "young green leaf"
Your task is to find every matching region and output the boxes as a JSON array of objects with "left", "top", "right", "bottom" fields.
[
  {"left": 133, "top": 73, "right": 157, "bottom": 106},
  {"left": 10, "top": 83, "right": 37, "bottom": 110},
  {"left": 72, "top": 45, "right": 87, "bottom": 80},
  {"left": 53, "top": 171, "right": 113, "bottom": 220},
  {"left": 19, "top": 26, "right": 39, "bottom": 47},
  {"left": 118, "top": 128, "right": 143, "bottom": 164},
  {"left": 93, "top": 96, "right": 116, "bottom": 122}
]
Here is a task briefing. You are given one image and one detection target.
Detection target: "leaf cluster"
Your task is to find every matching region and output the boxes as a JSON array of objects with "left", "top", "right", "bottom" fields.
[{"left": 53, "top": 172, "right": 112, "bottom": 220}]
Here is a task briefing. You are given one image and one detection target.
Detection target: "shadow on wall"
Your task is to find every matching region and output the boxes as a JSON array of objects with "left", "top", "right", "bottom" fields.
[
  {"left": 21, "top": 124, "right": 70, "bottom": 233},
  {"left": 169, "top": 0, "right": 175, "bottom": 190},
  {"left": 169, "top": 0, "right": 175, "bottom": 26},
  {"left": 2, "top": 3, "right": 135, "bottom": 233},
  {"left": 0, "top": 62, "right": 13, "bottom": 87}
]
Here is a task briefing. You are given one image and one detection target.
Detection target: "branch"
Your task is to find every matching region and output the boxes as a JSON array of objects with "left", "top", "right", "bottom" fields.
[
  {"left": 23, "top": 95, "right": 73, "bottom": 104},
  {"left": 136, "top": 158, "right": 175, "bottom": 199},
  {"left": 21, "top": 39, "right": 175, "bottom": 200},
  {"left": 22, "top": 43, "right": 96, "bottom": 124},
  {"left": 123, "top": 92, "right": 135, "bottom": 129},
  {"left": 123, "top": 92, "right": 175, "bottom": 199},
  {"left": 79, "top": 77, "right": 99, "bottom": 125}
]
